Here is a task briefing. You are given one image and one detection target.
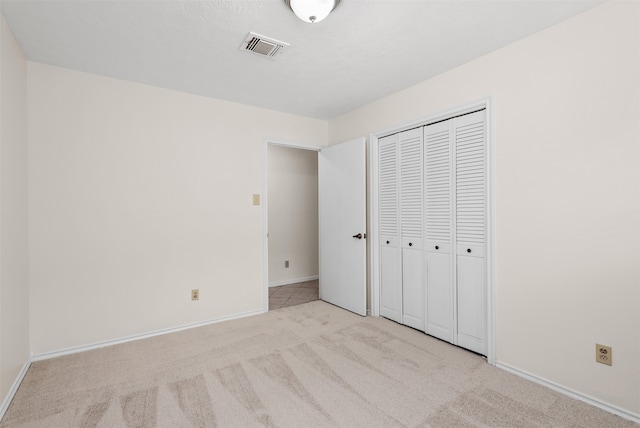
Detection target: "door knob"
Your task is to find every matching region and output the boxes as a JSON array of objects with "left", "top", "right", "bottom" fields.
[
  {"left": 467, "top": 248, "right": 471, "bottom": 253},
  {"left": 435, "top": 245, "right": 439, "bottom": 250},
  {"left": 352, "top": 233, "right": 363, "bottom": 239},
  {"left": 409, "top": 242, "right": 413, "bottom": 247},
  {"left": 386, "top": 240, "right": 390, "bottom": 244}
]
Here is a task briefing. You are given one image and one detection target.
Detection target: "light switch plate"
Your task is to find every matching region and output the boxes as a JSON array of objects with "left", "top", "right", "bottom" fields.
[{"left": 253, "top": 194, "right": 260, "bottom": 205}]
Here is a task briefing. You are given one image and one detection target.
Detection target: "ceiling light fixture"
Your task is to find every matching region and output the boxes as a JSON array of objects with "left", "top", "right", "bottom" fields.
[{"left": 284, "top": 0, "right": 340, "bottom": 24}]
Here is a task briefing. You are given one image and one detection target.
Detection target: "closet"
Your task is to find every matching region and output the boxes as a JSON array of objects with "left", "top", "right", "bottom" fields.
[{"left": 378, "top": 109, "right": 487, "bottom": 356}]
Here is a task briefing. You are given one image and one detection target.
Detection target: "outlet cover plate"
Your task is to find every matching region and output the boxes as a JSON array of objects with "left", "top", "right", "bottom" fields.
[{"left": 596, "top": 344, "right": 612, "bottom": 366}]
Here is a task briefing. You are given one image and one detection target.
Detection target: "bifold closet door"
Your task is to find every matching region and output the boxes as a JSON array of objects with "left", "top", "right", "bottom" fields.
[
  {"left": 379, "top": 134, "right": 402, "bottom": 323},
  {"left": 454, "top": 110, "right": 487, "bottom": 356},
  {"left": 424, "top": 120, "right": 453, "bottom": 342},
  {"left": 399, "top": 128, "right": 424, "bottom": 331},
  {"left": 378, "top": 109, "right": 487, "bottom": 355}
]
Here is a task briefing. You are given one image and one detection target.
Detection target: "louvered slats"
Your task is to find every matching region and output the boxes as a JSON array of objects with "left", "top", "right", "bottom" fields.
[
  {"left": 379, "top": 138, "right": 398, "bottom": 236},
  {"left": 455, "top": 121, "right": 485, "bottom": 245},
  {"left": 400, "top": 131, "right": 422, "bottom": 239},
  {"left": 425, "top": 128, "right": 451, "bottom": 242}
]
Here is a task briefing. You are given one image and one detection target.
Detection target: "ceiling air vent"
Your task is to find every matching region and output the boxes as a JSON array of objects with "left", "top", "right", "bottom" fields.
[{"left": 241, "top": 32, "right": 289, "bottom": 58}]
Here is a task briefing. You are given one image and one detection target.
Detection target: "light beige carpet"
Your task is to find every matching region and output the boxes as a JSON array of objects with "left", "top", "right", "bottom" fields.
[{"left": 1, "top": 301, "right": 635, "bottom": 427}]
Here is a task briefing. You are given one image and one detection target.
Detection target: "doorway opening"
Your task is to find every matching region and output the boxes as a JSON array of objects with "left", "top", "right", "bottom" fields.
[
  {"left": 263, "top": 141, "right": 322, "bottom": 311},
  {"left": 262, "top": 137, "right": 368, "bottom": 316}
]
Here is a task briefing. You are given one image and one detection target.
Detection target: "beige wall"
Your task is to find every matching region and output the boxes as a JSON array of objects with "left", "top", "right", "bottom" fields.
[
  {"left": 267, "top": 145, "right": 318, "bottom": 285},
  {"left": 28, "top": 63, "right": 327, "bottom": 354},
  {"left": 7, "top": 0, "right": 639, "bottom": 419},
  {"left": 0, "top": 14, "right": 30, "bottom": 401},
  {"left": 329, "top": 1, "right": 639, "bottom": 415}
]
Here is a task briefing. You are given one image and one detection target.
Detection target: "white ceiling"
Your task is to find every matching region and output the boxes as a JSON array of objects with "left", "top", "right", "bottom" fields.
[{"left": 1, "top": 0, "right": 602, "bottom": 119}]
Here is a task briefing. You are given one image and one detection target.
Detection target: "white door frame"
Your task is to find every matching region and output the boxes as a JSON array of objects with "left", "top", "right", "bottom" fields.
[
  {"left": 369, "top": 98, "right": 496, "bottom": 365},
  {"left": 262, "top": 139, "right": 325, "bottom": 313}
]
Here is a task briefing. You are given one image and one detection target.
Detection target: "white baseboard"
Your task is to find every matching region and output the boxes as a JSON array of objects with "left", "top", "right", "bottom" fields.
[
  {"left": 0, "top": 357, "right": 31, "bottom": 422},
  {"left": 496, "top": 362, "right": 640, "bottom": 424},
  {"left": 32, "top": 308, "right": 264, "bottom": 362},
  {"left": 269, "top": 275, "right": 319, "bottom": 288}
]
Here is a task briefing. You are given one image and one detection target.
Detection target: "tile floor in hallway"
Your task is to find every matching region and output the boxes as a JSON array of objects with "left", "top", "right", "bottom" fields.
[{"left": 269, "top": 279, "right": 319, "bottom": 310}]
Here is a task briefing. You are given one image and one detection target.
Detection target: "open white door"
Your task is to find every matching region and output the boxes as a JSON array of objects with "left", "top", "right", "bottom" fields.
[{"left": 318, "top": 138, "right": 367, "bottom": 316}]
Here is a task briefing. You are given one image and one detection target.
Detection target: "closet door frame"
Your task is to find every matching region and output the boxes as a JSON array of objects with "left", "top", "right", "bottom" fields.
[{"left": 370, "top": 98, "right": 495, "bottom": 365}]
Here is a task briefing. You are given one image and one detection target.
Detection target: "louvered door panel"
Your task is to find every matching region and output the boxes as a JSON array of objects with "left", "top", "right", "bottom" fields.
[
  {"left": 425, "top": 124, "right": 451, "bottom": 247},
  {"left": 380, "top": 136, "right": 398, "bottom": 240},
  {"left": 399, "top": 128, "right": 424, "bottom": 330},
  {"left": 400, "top": 128, "right": 423, "bottom": 246},
  {"left": 455, "top": 111, "right": 485, "bottom": 247},
  {"left": 378, "top": 134, "right": 402, "bottom": 322},
  {"left": 424, "top": 120, "right": 453, "bottom": 341},
  {"left": 454, "top": 110, "right": 487, "bottom": 356}
]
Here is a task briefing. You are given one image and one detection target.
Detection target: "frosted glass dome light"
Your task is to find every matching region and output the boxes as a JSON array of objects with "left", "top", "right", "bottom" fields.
[{"left": 285, "top": 0, "right": 340, "bottom": 23}]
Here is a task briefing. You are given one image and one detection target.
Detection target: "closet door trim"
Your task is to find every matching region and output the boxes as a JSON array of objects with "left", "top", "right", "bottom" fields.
[{"left": 370, "top": 98, "right": 495, "bottom": 365}]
